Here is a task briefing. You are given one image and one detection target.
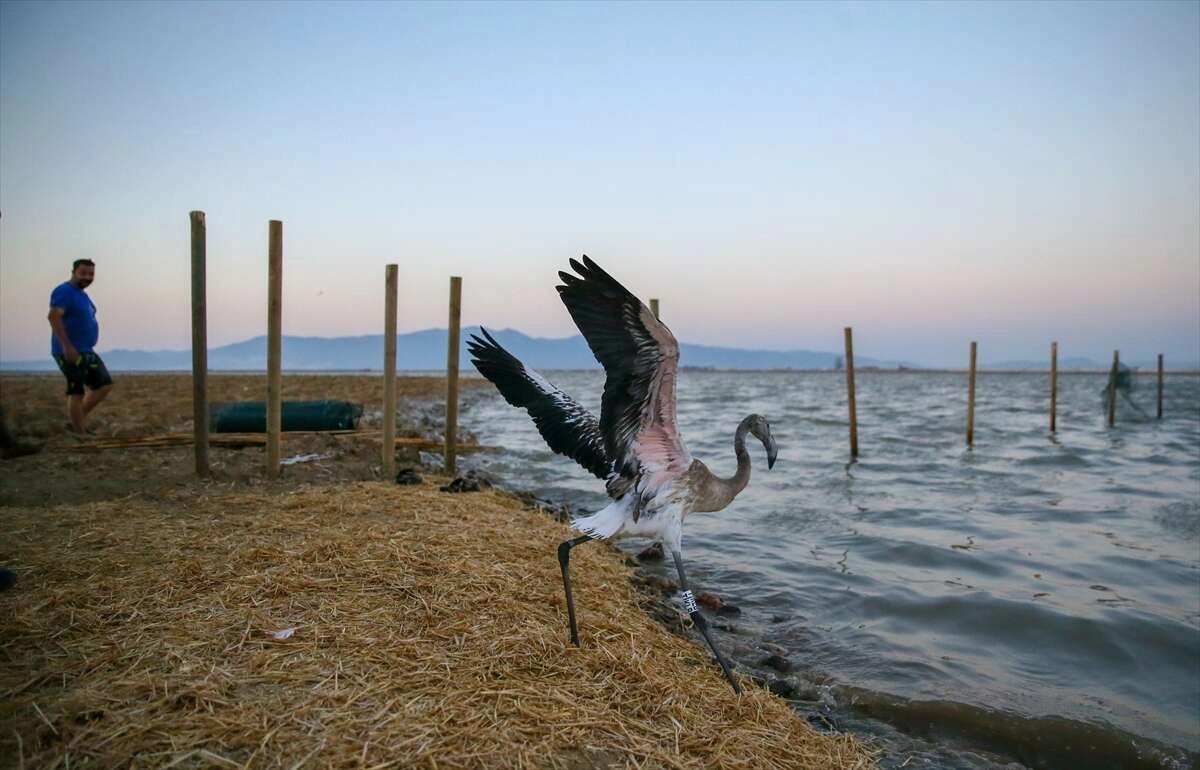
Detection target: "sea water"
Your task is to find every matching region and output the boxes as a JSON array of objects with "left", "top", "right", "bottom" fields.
[{"left": 461, "top": 371, "right": 1199, "bottom": 770}]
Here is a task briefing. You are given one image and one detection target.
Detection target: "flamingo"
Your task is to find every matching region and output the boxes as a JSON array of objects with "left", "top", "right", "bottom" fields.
[{"left": 467, "top": 256, "right": 777, "bottom": 693}]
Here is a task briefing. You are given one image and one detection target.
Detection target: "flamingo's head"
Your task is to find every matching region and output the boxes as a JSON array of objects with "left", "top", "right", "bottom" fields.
[{"left": 745, "top": 414, "right": 778, "bottom": 470}]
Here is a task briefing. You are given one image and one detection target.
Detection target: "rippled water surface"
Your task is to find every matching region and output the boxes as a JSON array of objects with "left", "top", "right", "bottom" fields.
[{"left": 459, "top": 371, "right": 1200, "bottom": 769}]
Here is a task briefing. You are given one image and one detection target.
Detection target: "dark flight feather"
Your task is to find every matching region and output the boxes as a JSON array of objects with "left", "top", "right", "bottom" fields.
[{"left": 467, "top": 328, "right": 611, "bottom": 480}]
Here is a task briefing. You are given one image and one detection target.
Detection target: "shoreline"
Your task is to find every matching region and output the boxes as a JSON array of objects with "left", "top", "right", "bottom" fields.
[
  {"left": 0, "top": 373, "right": 876, "bottom": 769},
  {"left": 5, "top": 372, "right": 1195, "bottom": 770}
]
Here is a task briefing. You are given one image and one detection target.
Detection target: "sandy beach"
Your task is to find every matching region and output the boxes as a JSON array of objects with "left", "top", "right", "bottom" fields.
[{"left": 0, "top": 373, "right": 874, "bottom": 769}]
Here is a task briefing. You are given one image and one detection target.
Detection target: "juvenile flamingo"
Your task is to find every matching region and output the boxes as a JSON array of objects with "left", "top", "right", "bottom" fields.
[{"left": 467, "top": 256, "right": 777, "bottom": 692}]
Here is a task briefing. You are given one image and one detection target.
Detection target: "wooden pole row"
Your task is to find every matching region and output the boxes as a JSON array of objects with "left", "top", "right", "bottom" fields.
[
  {"left": 187, "top": 223, "right": 1173, "bottom": 475},
  {"left": 836, "top": 336, "right": 1165, "bottom": 458}
]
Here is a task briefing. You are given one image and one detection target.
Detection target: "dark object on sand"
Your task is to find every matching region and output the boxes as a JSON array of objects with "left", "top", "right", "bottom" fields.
[
  {"left": 440, "top": 477, "right": 481, "bottom": 493},
  {"left": 395, "top": 468, "right": 423, "bottom": 485},
  {"left": 760, "top": 653, "right": 794, "bottom": 673},
  {"left": 208, "top": 400, "right": 363, "bottom": 433},
  {"left": 636, "top": 542, "right": 664, "bottom": 562},
  {"left": 440, "top": 471, "right": 492, "bottom": 493},
  {"left": 0, "top": 568, "right": 16, "bottom": 591},
  {"left": 0, "top": 406, "right": 42, "bottom": 459},
  {"left": 2, "top": 443, "right": 42, "bottom": 459}
]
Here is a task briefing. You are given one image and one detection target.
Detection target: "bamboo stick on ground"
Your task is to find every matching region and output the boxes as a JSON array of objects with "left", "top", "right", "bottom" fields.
[{"left": 53, "top": 433, "right": 494, "bottom": 453}]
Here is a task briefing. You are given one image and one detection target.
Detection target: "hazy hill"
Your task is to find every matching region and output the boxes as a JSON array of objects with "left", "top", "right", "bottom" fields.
[
  {"left": 1, "top": 328, "right": 908, "bottom": 371},
  {"left": 5, "top": 329, "right": 1191, "bottom": 372}
]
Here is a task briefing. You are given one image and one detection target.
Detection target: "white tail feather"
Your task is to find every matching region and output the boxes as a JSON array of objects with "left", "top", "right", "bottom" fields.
[{"left": 570, "top": 497, "right": 630, "bottom": 540}]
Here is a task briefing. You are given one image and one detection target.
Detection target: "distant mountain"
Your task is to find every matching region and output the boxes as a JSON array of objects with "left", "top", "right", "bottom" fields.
[
  {"left": 6, "top": 330, "right": 1192, "bottom": 372},
  {"left": 0, "top": 328, "right": 911, "bottom": 372},
  {"left": 987, "top": 356, "right": 1200, "bottom": 370}
]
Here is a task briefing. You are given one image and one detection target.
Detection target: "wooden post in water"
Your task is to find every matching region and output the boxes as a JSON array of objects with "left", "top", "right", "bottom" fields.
[
  {"left": 382, "top": 264, "right": 398, "bottom": 480},
  {"left": 266, "top": 220, "right": 283, "bottom": 476},
  {"left": 1107, "top": 350, "right": 1119, "bottom": 427},
  {"left": 649, "top": 298, "right": 659, "bottom": 320},
  {"left": 967, "top": 341, "right": 977, "bottom": 446},
  {"left": 844, "top": 327, "right": 858, "bottom": 458},
  {"left": 1157, "top": 354, "right": 1164, "bottom": 419},
  {"left": 1049, "top": 341, "right": 1058, "bottom": 433},
  {"left": 189, "top": 211, "right": 209, "bottom": 477},
  {"left": 445, "top": 276, "right": 463, "bottom": 476}
]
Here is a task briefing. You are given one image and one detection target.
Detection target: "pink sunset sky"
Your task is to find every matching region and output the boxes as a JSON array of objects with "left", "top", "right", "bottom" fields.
[{"left": 1, "top": 1, "right": 1197, "bottom": 367}]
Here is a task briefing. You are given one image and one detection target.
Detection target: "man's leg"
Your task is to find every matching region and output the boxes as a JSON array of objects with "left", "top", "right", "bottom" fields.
[
  {"left": 82, "top": 384, "right": 112, "bottom": 417},
  {"left": 78, "top": 355, "right": 114, "bottom": 427},
  {"left": 66, "top": 394, "right": 85, "bottom": 432},
  {"left": 56, "top": 355, "right": 87, "bottom": 432}
]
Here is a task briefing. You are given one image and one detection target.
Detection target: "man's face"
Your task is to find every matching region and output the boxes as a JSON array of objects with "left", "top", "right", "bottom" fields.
[{"left": 71, "top": 265, "right": 95, "bottom": 289}]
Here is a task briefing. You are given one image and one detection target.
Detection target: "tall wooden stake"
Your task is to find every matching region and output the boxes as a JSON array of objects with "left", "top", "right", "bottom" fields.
[
  {"left": 382, "top": 264, "right": 398, "bottom": 480},
  {"left": 1107, "top": 350, "right": 1118, "bottom": 427},
  {"left": 844, "top": 327, "right": 858, "bottom": 458},
  {"left": 445, "top": 276, "right": 462, "bottom": 476},
  {"left": 266, "top": 220, "right": 283, "bottom": 476},
  {"left": 189, "top": 211, "right": 209, "bottom": 477},
  {"left": 1157, "top": 353, "right": 1164, "bottom": 419},
  {"left": 649, "top": 298, "right": 660, "bottom": 320},
  {"left": 1049, "top": 341, "right": 1058, "bottom": 433},
  {"left": 967, "top": 341, "right": 977, "bottom": 446}
]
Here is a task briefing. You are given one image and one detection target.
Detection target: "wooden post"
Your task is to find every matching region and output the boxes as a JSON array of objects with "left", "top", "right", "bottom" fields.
[
  {"left": 844, "top": 327, "right": 858, "bottom": 458},
  {"left": 649, "top": 298, "right": 659, "bottom": 320},
  {"left": 1049, "top": 341, "right": 1058, "bottom": 433},
  {"left": 382, "top": 264, "right": 398, "bottom": 480},
  {"left": 967, "top": 341, "right": 977, "bottom": 446},
  {"left": 1157, "top": 353, "right": 1164, "bottom": 419},
  {"left": 1107, "top": 350, "right": 1118, "bottom": 427},
  {"left": 266, "top": 220, "right": 283, "bottom": 476},
  {"left": 189, "top": 211, "right": 209, "bottom": 477},
  {"left": 445, "top": 276, "right": 462, "bottom": 476}
]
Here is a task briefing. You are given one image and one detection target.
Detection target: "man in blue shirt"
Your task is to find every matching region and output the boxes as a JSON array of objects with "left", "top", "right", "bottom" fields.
[{"left": 48, "top": 259, "right": 113, "bottom": 434}]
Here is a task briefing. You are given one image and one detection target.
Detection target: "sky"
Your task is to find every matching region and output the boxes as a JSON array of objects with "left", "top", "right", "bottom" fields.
[{"left": 1, "top": 0, "right": 1197, "bottom": 367}]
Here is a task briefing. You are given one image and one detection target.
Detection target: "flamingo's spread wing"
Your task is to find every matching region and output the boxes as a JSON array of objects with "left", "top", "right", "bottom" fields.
[
  {"left": 467, "top": 328, "right": 611, "bottom": 480},
  {"left": 555, "top": 256, "right": 690, "bottom": 498}
]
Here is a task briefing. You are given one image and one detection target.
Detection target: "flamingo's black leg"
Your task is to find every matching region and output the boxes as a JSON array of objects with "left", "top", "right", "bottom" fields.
[
  {"left": 557, "top": 534, "right": 593, "bottom": 646},
  {"left": 672, "top": 550, "right": 742, "bottom": 694}
]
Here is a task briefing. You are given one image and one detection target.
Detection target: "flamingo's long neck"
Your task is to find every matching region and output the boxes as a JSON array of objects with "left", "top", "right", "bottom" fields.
[
  {"left": 699, "top": 418, "right": 752, "bottom": 511},
  {"left": 727, "top": 418, "right": 753, "bottom": 496}
]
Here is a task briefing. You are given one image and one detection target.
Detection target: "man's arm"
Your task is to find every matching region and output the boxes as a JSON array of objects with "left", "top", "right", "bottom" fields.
[{"left": 48, "top": 307, "right": 79, "bottom": 362}]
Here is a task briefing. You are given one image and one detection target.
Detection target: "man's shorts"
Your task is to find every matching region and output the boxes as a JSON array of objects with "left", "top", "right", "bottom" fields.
[{"left": 53, "top": 352, "right": 114, "bottom": 396}]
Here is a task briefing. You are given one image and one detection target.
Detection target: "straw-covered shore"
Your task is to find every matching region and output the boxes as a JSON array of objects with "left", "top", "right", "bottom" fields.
[{"left": 0, "top": 373, "right": 874, "bottom": 769}]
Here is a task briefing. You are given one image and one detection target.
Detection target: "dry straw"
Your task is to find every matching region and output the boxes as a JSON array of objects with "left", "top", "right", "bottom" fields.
[{"left": 1, "top": 482, "right": 875, "bottom": 769}]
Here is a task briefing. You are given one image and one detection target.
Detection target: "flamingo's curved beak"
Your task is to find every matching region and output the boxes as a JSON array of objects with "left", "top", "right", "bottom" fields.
[{"left": 765, "top": 432, "right": 778, "bottom": 470}]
